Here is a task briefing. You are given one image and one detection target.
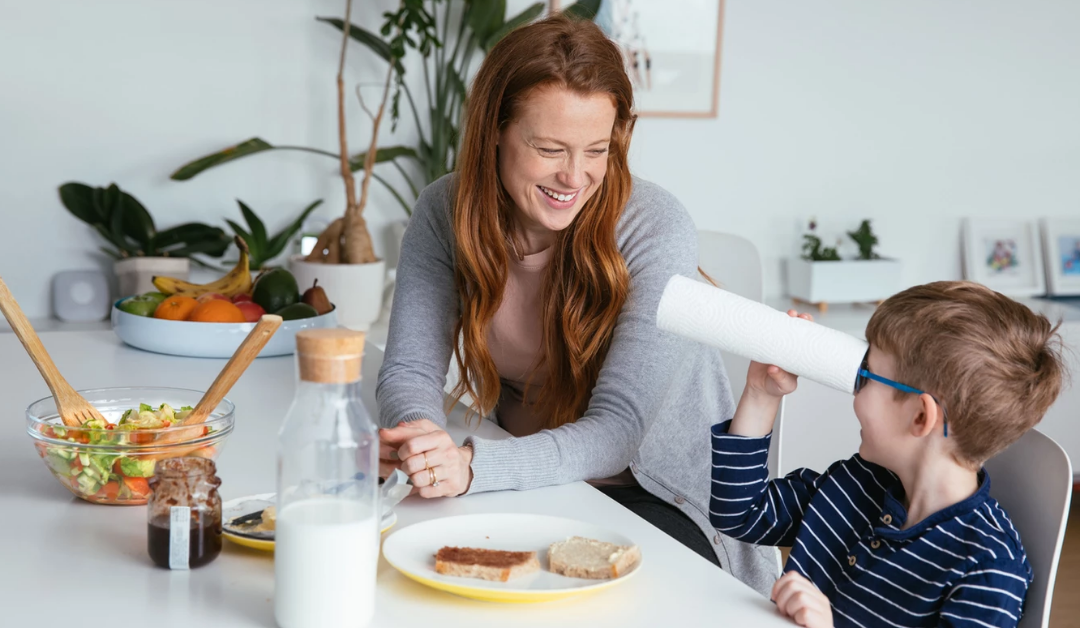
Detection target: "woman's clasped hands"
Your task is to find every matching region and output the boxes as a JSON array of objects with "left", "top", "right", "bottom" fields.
[{"left": 379, "top": 418, "right": 474, "bottom": 498}]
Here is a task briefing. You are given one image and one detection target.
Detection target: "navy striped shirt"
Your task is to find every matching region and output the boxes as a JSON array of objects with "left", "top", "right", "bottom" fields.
[{"left": 710, "top": 421, "right": 1032, "bottom": 628}]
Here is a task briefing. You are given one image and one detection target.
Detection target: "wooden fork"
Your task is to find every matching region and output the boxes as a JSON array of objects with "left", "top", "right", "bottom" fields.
[{"left": 0, "top": 277, "right": 105, "bottom": 427}]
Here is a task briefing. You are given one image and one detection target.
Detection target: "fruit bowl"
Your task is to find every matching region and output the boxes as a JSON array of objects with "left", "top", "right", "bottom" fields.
[
  {"left": 26, "top": 387, "right": 234, "bottom": 506},
  {"left": 111, "top": 301, "right": 338, "bottom": 358}
]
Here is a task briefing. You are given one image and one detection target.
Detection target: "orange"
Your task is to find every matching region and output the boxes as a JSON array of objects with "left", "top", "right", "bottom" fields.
[
  {"left": 187, "top": 299, "right": 246, "bottom": 323},
  {"left": 154, "top": 295, "right": 199, "bottom": 321}
]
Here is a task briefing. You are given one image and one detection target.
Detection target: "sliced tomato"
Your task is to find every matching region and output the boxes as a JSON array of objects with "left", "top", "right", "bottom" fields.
[
  {"left": 97, "top": 481, "right": 120, "bottom": 501},
  {"left": 123, "top": 477, "right": 151, "bottom": 499},
  {"left": 128, "top": 431, "right": 153, "bottom": 445}
]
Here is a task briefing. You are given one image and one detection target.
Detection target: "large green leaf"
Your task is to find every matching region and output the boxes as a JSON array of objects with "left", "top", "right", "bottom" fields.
[
  {"left": 467, "top": 0, "right": 506, "bottom": 44},
  {"left": 151, "top": 223, "right": 230, "bottom": 257},
  {"left": 316, "top": 17, "right": 404, "bottom": 73},
  {"left": 159, "top": 239, "right": 234, "bottom": 259},
  {"left": 108, "top": 192, "right": 128, "bottom": 251},
  {"left": 564, "top": 0, "right": 601, "bottom": 20},
  {"left": 348, "top": 145, "right": 420, "bottom": 172},
  {"left": 483, "top": 2, "right": 543, "bottom": 51},
  {"left": 58, "top": 182, "right": 101, "bottom": 225},
  {"left": 266, "top": 199, "right": 323, "bottom": 260},
  {"left": 236, "top": 200, "right": 268, "bottom": 252},
  {"left": 170, "top": 138, "right": 275, "bottom": 181},
  {"left": 120, "top": 191, "right": 155, "bottom": 249},
  {"left": 92, "top": 224, "right": 135, "bottom": 257},
  {"left": 102, "top": 184, "right": 122, "bottom": 221}
]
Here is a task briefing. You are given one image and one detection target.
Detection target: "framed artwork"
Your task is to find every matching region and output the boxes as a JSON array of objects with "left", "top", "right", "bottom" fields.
[
  {"left": 594, "top": 0, "right": 725, "bottom": 118},
  {"left": 961, "top": 219, "right": 1046, "bottom": 297},
  {"left": 1041, "top": 218, "right": 1080, "bottom": 296}
]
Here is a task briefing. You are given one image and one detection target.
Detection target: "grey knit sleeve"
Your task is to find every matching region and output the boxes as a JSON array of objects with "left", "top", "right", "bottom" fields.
[{"left": 375, "top": 176, "right": 459, "bottom": 428}]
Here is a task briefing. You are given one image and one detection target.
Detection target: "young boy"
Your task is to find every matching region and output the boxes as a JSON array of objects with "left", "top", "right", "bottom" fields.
[{"left": 710, "top": 281, "right": 1065, "bottom": 628}]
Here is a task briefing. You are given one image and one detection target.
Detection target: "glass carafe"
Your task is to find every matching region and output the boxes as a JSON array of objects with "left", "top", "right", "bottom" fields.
[{"left": 274, "top": 329, "right": 378, "bottom": 628}]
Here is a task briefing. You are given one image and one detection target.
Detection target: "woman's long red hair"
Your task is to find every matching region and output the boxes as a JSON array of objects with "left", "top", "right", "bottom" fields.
[{"left": 450, "top": 14, "right": 635, "bottom": 430}]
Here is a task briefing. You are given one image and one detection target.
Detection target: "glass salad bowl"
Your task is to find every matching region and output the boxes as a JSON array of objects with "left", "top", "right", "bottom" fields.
[{"left": 26, "top": 387, "right": 234, "bottom": 506}]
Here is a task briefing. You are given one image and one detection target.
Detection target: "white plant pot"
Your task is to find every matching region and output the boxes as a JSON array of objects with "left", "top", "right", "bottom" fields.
[
  {"left": 786, "top": 258, "right": 903, "bottom": 305},
  {"left": 114, "top": 257, "right": 190, "bottom": 298},
  {"left": 289, "top": 255, "right": 387, "bottom": 331}
]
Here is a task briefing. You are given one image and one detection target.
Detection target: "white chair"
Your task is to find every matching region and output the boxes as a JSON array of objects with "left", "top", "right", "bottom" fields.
[
  {"left": 697, "top": 231, "right": 786, "bottom": 480},
  {"left": 983, "top": 428, "right": 1074, "bottom": 628}
]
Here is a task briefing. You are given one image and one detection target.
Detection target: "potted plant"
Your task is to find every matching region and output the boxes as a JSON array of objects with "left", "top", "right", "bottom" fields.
[
  {"left": 222, "top": 199, "right": 323, "bottom": 270},
  {"left": 785, "top": 219, "right": 903, "bottom": 312},
  {"left": 169, "top": 0, "right": 599, "bottom": 329},
  {"left": 59, "top": 182, "right": 230, "bottom": 297}
]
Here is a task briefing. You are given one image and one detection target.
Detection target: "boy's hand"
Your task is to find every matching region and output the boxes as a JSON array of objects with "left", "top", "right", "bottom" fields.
[
  {"left": 744, "top": 310, "right": 812, "bottom": 400},
  {"left": 772, "top": 571, "right": 833, "bottom": 628}
]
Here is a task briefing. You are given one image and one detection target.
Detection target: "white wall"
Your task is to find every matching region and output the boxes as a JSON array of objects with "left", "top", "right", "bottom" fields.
[
  {"left": 2, "top": 0, "right": 1079, "bottom": 318},
  {"left": 627, "top": 0, "right": 1080, "bottom": 298}
]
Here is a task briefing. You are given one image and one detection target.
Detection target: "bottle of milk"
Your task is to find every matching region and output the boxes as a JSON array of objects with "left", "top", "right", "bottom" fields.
[{"left": 275, "top": 329, "right": 379, "bottom": 628}]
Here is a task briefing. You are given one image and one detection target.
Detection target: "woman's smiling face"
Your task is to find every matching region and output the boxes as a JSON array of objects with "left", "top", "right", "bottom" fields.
[{"left": 497, "top": 85, "right": 617, "bottom": 245}]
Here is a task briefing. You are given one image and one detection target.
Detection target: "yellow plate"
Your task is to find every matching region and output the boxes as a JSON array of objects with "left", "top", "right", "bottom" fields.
[
  {"left": 222, "top": 493, "right": 396, "bottom": 552},
  {"left": 381, "top": 513, "right": 641, "bottom": 603}
]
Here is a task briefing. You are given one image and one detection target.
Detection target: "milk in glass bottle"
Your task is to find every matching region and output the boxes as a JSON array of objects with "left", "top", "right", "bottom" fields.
[{"left": 275, "top": 329, "right": 378, "bottom": 628}]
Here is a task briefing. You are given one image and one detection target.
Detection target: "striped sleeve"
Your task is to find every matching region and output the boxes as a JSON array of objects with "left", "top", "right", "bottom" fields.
[
  {"left": 939, "top": 560, "right": 1031, "bottom": 627},
  {"left": 709, "top": 420, "right": 833, "bottom": 546}
]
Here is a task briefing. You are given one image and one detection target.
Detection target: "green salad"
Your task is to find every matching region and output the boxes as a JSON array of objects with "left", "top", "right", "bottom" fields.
[{"left": 36, "top": 403, "right": 215, "bottom": 504}]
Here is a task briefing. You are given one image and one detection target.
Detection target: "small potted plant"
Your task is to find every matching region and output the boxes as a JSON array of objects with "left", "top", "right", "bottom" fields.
[
  {"left": 785, "top": 219, "right": 903, "bottom": 312},
  {"left": 221, "top": 198, "right": 323, "bottom": 271},
  {"left": 59, "top": 182, "right": 230, "bottom": 297}
]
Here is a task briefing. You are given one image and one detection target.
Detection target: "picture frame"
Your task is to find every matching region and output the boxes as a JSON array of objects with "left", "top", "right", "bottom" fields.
[
  {"left": 594, "top": 0, "right": 725, "bottom": 118},
  {"left": 961, "top": 218, "right": 1046, "bottom": 297},
  {"left": 1040, "top": 218, "right": 1080, "bottom": 296}
]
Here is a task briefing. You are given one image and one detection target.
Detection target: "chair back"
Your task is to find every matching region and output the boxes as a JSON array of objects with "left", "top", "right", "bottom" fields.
[{"left": 984, "top": 429, "right": 1074, "bottom": 628}]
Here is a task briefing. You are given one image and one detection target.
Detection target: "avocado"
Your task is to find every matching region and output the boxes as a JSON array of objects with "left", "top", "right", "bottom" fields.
[
  {"left": 252, "top": 268, "right": 300, "bottom": 314},
  {"left": 274, "top": 302, "right": 319, "bottom": 321}
]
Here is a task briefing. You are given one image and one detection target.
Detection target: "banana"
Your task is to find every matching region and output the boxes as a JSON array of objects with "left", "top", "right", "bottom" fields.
[{"left": 153, "top": 237, "right": 253, "bottom": 298}]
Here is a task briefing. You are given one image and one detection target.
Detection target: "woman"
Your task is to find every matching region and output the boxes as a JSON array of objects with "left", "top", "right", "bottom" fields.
[{"left": 377, "top": 14, "right": 778, "bottom": 595}]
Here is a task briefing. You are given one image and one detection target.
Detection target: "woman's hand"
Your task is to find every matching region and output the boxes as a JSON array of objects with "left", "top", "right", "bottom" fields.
[
  {"left": 744, "top": 310, "right": 813, "bottom": 400},
  {"left": 771, "top": 571, "right": 833, "bottom": 628},
  {"left": 379, "top": 418, "right": 474, "bottom": 498}
]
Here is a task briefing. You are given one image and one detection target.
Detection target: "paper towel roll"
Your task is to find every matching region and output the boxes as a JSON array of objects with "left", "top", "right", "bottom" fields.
[{"left": 656, "top": 275, "right": 869, "bottom": 394}]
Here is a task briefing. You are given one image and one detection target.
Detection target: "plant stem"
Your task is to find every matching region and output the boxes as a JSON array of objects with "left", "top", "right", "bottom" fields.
[
  {"left": 372, "top": 172, "right": 413, "bottom": 216},
  {"left": 337, "top": 0, "right": 358, "bottom": 214},
  {"left": 401, "top": 83, "right": 426, "bottom": 145},
  {"left": 391, "top": 160, "right": 420, "bottom": 199}
]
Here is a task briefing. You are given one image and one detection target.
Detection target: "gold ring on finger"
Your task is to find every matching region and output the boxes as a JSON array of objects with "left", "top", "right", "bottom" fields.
[
  {"left": 423, "top": 452, "right": 429, "bottom": 470},
  {"left": 429, "top": 467, "right": 439, "bottom": 488}
]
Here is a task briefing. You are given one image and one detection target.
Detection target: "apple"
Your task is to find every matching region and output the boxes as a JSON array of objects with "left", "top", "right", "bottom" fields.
[
  {"left": 197, "top": 292, "right": 230, "bottom": 304},
  {"left": 235, "top": 301, "right": 266, "bottom": 323},
  {"left": 232, "top": 293, "right": 254, "bottom": 303}
]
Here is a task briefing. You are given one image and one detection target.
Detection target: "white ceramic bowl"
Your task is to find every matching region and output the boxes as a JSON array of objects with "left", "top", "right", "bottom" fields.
[{"left": 111, "top": 301, "right": 338, "bottom": 358}]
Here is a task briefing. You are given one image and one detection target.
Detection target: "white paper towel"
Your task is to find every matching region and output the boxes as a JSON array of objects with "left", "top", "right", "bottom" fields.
[{"left": 656, "top": 275, "right": 869, "bottom": 394}]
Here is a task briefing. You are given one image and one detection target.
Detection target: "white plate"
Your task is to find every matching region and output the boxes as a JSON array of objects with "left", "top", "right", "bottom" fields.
[
  {"left": 381, "top": 513, "right": 642, "bottom": 603},
  {"left": 222, "top": 493, "right": 396, "bottom": 551}
]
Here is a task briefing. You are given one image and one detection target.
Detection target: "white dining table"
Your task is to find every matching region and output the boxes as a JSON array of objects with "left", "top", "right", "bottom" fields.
[{"left": 0, "top": 329, "right": 790, "bottom": 627}]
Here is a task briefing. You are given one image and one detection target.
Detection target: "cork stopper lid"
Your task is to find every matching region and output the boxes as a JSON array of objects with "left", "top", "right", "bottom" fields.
[{"left": 295, "top": 328, "right": 365, "bottom": 383}]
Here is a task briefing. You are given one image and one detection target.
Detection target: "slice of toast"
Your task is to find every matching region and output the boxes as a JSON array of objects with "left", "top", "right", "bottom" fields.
[
  {"left": 434, "top": 546, "right": 540, "bottom": 582},
  {"left": 548, "top": 536, "right": 641, "bottom": 579}
]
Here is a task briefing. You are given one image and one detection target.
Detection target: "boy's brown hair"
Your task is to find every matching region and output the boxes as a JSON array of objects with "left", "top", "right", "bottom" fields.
[{"left": 865, "top": 281, "right": 1065, "bottom": 467}]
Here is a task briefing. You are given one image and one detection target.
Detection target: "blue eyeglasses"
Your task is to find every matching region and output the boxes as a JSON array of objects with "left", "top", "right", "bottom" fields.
[{"left": 854, "top": 353, "right": 950, "bottom": 437}]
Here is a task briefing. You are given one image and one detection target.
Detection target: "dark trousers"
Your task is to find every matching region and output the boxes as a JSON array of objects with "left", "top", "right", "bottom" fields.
[{"left": 598, "top": 484, "right": 722, "bottom": 569}]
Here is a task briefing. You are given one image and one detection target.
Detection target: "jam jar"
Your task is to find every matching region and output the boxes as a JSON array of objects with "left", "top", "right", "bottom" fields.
[{"left": 147, "top": 457, "right": 223, "bottom": 569}]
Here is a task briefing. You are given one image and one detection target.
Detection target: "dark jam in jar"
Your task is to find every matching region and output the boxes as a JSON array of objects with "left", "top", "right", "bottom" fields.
[
  {"left": 147, "top": 514, "right": 222, "bottom": 569},
  {"left": 146, "top": 457, "right": 223, "bottom": 569}
]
